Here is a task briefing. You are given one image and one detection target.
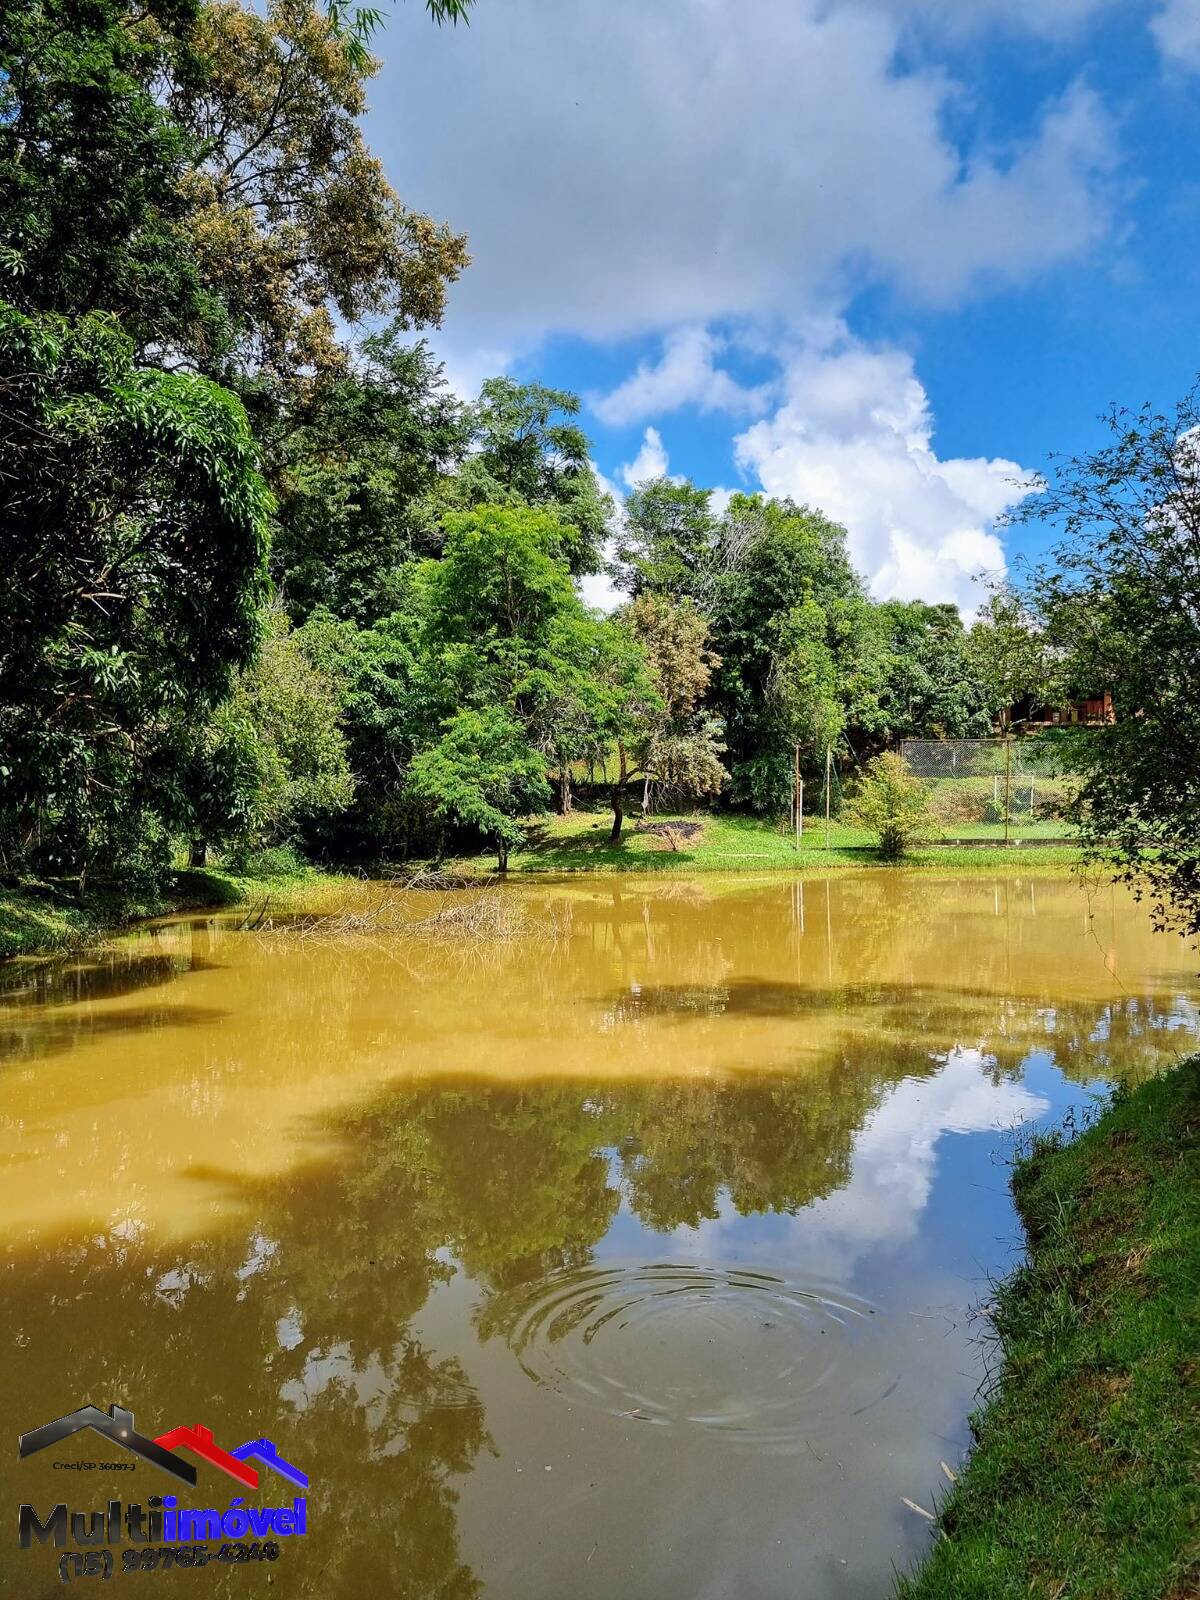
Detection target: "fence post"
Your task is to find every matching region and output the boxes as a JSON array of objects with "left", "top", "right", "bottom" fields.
[
  {"left": 793, "top": 743, "right": 802, "bottom": 849},
  {"left": 1004, "top": 736, "right": 1012, "bottom": 845}
]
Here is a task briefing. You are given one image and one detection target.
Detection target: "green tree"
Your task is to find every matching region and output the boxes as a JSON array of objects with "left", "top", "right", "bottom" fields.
[
  {"left": 1018, "top": 384, "right": 1200, "bottom": 937},
  {"left": 0, "top": 0, "right": 204, "bottom": 349},
  {"left": 442, "top": 378, "right": 611, "bottom": 576},
  {"left": 270, "top": 328, "right": 468, "bottom": 622},
  {"left": 850, "top": 752, "right": 932, "bottom": 859},
  {"left": 412, "top": 505, "right": 619, "bottom": 858},
  {"left": 614, "top": 478, "right": 718, "bottom": 601},
  {"left": 711, "top": 495, "right": 874, "bottom": 810},
  {"left": 183, "top": 606, "right": 354, "bottom": 864},
  {"left": 968, "top": 588, "right": 1058, "bottom": 730},
  {"left": 583, "top": 617, "right": 661, "bottom": 842},
  {"left": 876, "top": 600, "right": 993, "bottom": 744},
  {"left": 299, "top": 601, "right": 438, "bottom": 858},
  {"left": 1, "top": 0, "right": 469, "bottom": 385},
  {"left": 161, "top": 0, "right": 469, "bottom": 386},
  {"left": 408, "top": 706, "right": 549, "bottom": 871},
  {"left": 0, "top": 306, "right": 270, "bottom": 885},
  {"left": 626, "top": 593, "right": 726, "bottom": 812}
]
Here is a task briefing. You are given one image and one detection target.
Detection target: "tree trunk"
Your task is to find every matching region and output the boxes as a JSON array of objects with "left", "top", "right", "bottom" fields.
[
  {"left": 189, "top": 838, "right": 208, "bottom": 869},
  {"left": 497, "top": 836, "right": 509, "bottom": 872},
  {"left": 610, "top": 744, "right": 628, "bottom": 843},
  {"left": 559, "top": 751, "right": 573, "bottom": 815},
  {"left": 642, "top": 772, "right": 651, "bottom": 815}
]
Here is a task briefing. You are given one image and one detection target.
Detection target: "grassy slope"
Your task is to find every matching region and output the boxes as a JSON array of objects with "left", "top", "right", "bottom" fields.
[
  {"left": 898, "top": 1059, "right": 1200, "bottom": 1600},
  {"left": 451, "top": 808, "right": 1080, "bottom": 875}
]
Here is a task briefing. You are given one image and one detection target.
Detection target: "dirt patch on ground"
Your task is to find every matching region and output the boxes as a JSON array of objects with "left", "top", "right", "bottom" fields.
[{"left": 634, "top": 820, "right": 705, "bottom": 843}]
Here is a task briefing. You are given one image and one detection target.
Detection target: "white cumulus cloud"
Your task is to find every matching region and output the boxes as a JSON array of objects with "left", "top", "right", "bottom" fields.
[
  {"left": 372, "top": 2, "right": 1117, "bottom": 349},
  {"left": 1152, "top": 0, "right": 1200, "bottom": 69},
  {"left": 620, "top": 426, "right": 673, "bottom": 490},
  {"left": 733, "top": 327, "right": 1036, "bottom": 612},
  {"left": 594, "top": 328, "right": 774, "bottom": 427}
]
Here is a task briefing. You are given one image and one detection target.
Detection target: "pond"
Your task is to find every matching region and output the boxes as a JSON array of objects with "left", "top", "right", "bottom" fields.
[{"left": 2, "top": 871, "right": 1197, "bottom": 1598}]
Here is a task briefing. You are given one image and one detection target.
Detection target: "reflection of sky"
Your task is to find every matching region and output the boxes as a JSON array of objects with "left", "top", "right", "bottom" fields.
[{"left": 596, "top": 1047, "right": 1070, "bottom": 1311}]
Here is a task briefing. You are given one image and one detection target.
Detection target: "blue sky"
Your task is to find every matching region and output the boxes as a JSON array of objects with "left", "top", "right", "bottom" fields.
[{"left": 365, "top": 0, "right": 1199, "bottom": 611}]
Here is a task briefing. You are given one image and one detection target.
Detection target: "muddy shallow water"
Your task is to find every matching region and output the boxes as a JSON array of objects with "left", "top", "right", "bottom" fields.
[{"left": 1, "top": 871, "right": 1196, "bottom": 1598}]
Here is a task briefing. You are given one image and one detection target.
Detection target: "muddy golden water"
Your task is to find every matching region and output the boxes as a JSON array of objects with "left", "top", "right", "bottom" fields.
[{"left": 1, "top": 871, "right": 1197, "bottom": 1598}]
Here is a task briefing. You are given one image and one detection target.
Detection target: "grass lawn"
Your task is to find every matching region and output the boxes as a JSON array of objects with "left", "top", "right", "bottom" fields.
[
  {"left": 447, "top": 807, "right": 1080, "bottom": 875},
  {"left": 897, "top": 1058, "right": 1200, "bottom": 1600}
]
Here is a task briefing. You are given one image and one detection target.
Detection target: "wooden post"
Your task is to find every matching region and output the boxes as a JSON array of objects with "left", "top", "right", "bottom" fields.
[
  {"left": 1004, "top": 736, "right": 1012, "bottom": 845},
  {"left": 793, "top": 743, "right": 802, "bottom": 849},
  {"left": 824, "top": 746, "right": 832, "bottom": 851}
]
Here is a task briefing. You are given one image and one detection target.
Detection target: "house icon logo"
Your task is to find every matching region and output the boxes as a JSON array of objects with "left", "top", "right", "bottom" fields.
[{"left": 19, "top": 1404, "right": 308, "bottom": 1489}]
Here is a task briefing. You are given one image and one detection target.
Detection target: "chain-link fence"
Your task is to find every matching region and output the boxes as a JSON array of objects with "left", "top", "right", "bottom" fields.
[{"left": 900, "top": 736, "right": 1076, "bottom": 843}]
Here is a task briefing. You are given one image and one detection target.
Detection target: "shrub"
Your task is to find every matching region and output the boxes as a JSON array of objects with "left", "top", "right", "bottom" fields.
[{"left": 850, "top": 752, "right": 932, "bottom": 859}]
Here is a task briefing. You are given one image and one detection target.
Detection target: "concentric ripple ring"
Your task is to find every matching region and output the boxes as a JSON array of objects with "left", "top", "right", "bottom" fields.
[{"left": 487, "top": 1262, "right": 890, "bottom": 1451}]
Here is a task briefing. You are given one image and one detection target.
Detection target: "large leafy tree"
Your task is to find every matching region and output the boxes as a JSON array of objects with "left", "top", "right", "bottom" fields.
[
  {"left": 408, "top": 707, "right": 549, "bottom": 871},
  {"left": 581, "top": 618, "right": 661, "bottom": 843},
  {"left": 876, "top": 600, "right": 993, "bottom": 744},
  {"left": 183, "top": 605, "right": 354, "bottom": 865},
  {"left": 0, "top": 306, "right": 270, "bottom": 883},
  {"left": 710, "top": 495, "right": 879, "bottom": 810},
  {"left": 1020, "top": 384, "right": 1200, "bottom": 937},
  {"left": 270, "top": 328, "right": 468, "bottom": 622},
  {"left": 161, "top": 0, "right": 469, "bottom": 385},
  {"left": 1, "top": 0, "right": 468, "bottom": 385},
  {"left": 625, "top": 593, "right": 726, "bottom": 812},
  {"left": 968, "top": 588, "right": 1059, "bottom": 730},
  {"left": 441, "top": 378, "right": 612, "bottom": 576},
  {"left": 405, "top": 506, "right": 621, "bottom": 862},
  {"left": 613, "top": 478, "right": 719, "bottom": 602},
  {"left": 0, "top": 0, "right": 204, "bottom": 339}
]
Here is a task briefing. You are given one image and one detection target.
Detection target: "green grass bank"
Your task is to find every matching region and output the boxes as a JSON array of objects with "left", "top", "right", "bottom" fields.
[
  {"left": 0, "top": 863, "right": 354, "bottom": 962},
  {"left": 898, "top": 1058, "right": 1200, "bottom": 1600},
  {"left": 452, "top": 808, "right": 1080, "bottom": 875},
  {"left": 3, "top": 811, "right": 1082, "bottom": 960}
]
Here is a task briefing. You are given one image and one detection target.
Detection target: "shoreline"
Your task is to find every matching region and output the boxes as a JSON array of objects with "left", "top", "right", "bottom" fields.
[
  {"left": 1, "top": 843, "right": 1083, "bottom": 964},
  {"left": 897, "top": 1058, "right": 1200, "bottom": 1599}
]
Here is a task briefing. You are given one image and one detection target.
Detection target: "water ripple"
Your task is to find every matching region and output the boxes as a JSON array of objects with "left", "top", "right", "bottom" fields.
[{"left": 490, "top": 1262, "right": 889, "bottom": 1451}]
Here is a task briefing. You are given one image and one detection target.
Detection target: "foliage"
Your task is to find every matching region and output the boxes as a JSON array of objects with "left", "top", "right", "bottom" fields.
[
  {"left": 407, "top": 706, "right": 550, "bottom": 869},
  {"left": 626, "top": 593, "right": 726, "bottom": 808},
  {"left": 440, "top": 378, "right": 612, "bottom": 576},
  {"left": 614, "top": 479, "right": 719, "bottom": 601},
  {"left": 709, "top": 495, "right": 877, "bottom": 809},
  {"left": 270, "top": 329, "right": 467, "bottom": 621},
  {"left": 0, "top": 0, "right": 468, "bottom": 387},
  {"left": 581, "top": 617, "right": 661, "bottom": 841},
  {"left": 1016, "top": 387, "right": 1200, "bottom": 937},
  {"left": 0, "top": 305, "right": 270, "bottom": 881},
  {"left": 876, "top": 601, "right": 993, "bottom": 744},
  {"left": 849, "top": 752, "right": 932, "bottom": 859},
  {"left": 396, "top": 506, "right": 633, "bottom": 863},
  {"left": 183, "top": 606, "right": 354, "bottom": 861},
  {"left": 0, "top": 0, "right": 206, "bottom": 350},
  {"left": 160, "top": 0, "right": 469, "bottom": 385},
  {"left": 967, "top": 588, "right": 1059, "bottom": 730}
]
